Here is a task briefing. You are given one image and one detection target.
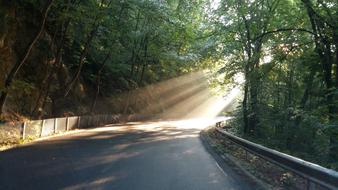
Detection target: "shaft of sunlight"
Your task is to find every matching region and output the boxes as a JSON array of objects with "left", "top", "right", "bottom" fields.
[{"left": 112, "top": 70, "right": 242, "bottom": 129}]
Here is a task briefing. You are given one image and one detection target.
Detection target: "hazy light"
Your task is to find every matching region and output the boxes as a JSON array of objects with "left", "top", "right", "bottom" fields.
[
  {"left": 234, "top": 73, "right": 245, "bottom": 84},
  {"left": 262, "top": 55, "right": 272, "bottom": 64},
  {"left": 210, "top": 0, "right": 221, "bottom": 10},
  {"left": 110, "top": 70, "right": 241, "bottom": 128}
]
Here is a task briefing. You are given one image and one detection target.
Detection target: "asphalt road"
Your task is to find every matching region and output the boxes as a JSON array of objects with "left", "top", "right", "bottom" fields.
[{"left": 0, "top": 119, "right": 255, "bottom": 190}]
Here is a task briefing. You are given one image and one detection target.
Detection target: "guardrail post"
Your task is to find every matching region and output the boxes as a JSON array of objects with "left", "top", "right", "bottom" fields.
[
  {"left": 66, "top": 117, "right": 69, "bottom": 131},
  {"left": 77, "top": 116, "right": 81, "bottom": 129},
  {"left": 40, "top": 119, "right": 45, "bottom": 137},
  {"left": 21, "top": 122, "right": 27, "bottom": 140},
  {"left": 306, "top": 180, "right": 316, "bottom": 190},
  {"left": 54, "top": 118, "right": 58, "bottom": 133}
]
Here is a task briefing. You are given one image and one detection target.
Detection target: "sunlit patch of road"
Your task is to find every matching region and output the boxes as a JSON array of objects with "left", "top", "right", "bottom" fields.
[
  {"left": 82, "top": 117, "right": 231, "bottom": 141},
  {"left": 92, "top": 117, "right": 231, "bottom": 132},
  {"left": 0, "top": 116, "right": 252, "bottom": 190},
  {"left": 76, "top": 117, "right": 232, "bottom": 143}
]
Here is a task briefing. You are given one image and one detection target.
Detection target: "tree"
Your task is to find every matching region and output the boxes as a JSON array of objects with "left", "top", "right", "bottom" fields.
[
  {"left": 0, "top": 0, "right": 54, "bottom": 117},
  {"left": 211, "top": 0, "right": 337, "bottom": 167}
]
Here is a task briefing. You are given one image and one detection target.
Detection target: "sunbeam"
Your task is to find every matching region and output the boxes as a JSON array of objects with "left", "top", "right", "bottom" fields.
[{"left": 113, "top": 71, "right": 241, "bottom": 127}]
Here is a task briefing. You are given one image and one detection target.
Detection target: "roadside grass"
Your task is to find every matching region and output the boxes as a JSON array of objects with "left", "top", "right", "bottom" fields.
[{"left": 0, "top": 132, "right": 34, "bottom": 151}]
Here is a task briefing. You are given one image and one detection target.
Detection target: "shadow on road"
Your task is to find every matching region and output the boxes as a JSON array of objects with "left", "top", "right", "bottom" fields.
[{"left": 0, "top": 120, "right": 250, "bottom": 190}]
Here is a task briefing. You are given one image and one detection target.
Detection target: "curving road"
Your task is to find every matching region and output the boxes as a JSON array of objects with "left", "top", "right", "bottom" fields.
[{"left": 0, "top": 119, "right": 256, "bottom": 190}]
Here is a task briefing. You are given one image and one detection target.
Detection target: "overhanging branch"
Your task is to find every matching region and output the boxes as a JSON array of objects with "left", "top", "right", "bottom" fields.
[{"left": 253, "top": 28, "right": 315, "bottom": 42}]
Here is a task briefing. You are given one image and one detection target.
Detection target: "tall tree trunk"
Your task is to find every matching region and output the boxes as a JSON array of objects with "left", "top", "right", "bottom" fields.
[
  {"left": 243, "top": 78, "right": 249, "bottom": 134},
  {"left": 31, "top": 59, "right": 52, "bottom": 117},
  {"left": 129, "top": 10, "right": 141, "bottom": 78},
  {"left": 0, "top": 0, "right": 54, "bottom": 117},
  {"left": 31, "top": 21, "right": 61, "bottom": 117},
  {"left": 139, "top": 36, "right": 148, "bottom": 83},
  {"left": 63, "top": 0, "right": 112, "bottom": 97},
  {"left": 302, "top": 0, "right": 337, "bottom": 160},
  {"left": 302, "top": 0, "right": 334, "bottom": 114},
  {"left": 300, "top": 69, "right": 315, "bottom": 108},
  {"left": 90, "top": 53, "right": 111, "bottom": 113},
  {"left": 240, "top": 9, "right": 251, "bottom": 135},
  {"left": 32, "top": 2, "right": 74, "bottom": 118},
  {"left": 248, "top": 48, "right": 262, "bottom": 134},
  {"left": 63, "top": 23, "right": 99, "bottom": 97}
]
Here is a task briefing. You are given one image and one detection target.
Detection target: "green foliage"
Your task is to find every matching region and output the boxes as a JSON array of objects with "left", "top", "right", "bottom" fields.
[
  {"left": 1, "top": 0, "right": 212, "bottom": 117},
  {"left": 209, "top": 0, "right": 338, "bottom": 169},
  {"left": 0, "top": 0, "right": 337, "bottom": 170}
]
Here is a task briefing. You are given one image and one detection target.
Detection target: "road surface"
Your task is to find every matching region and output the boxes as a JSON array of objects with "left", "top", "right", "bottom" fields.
[{"left": 0, "top": 119, "right": 256, "bottom": 190}]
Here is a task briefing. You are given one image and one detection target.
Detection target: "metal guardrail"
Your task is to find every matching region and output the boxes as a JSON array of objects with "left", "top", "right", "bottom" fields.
[
  {"left": 0, "top": 114, "right": 155, "bottom": 144},
  {"left": 21, "top": 114, "right": 115, "bottom": 139},
  {"left": 215, "top": 122, "right": 338, "bottom": 190}
]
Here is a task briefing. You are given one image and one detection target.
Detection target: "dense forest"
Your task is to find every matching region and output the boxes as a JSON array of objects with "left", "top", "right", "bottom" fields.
[
  {"left": 0, "top": 0, "right": 212, "bottom": 118},
  {"left": 0, "top": 0, "right": 337, "bottom": 169},
  {"left": 211, "top": 0, "right": 338, "bottom": 169}
]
